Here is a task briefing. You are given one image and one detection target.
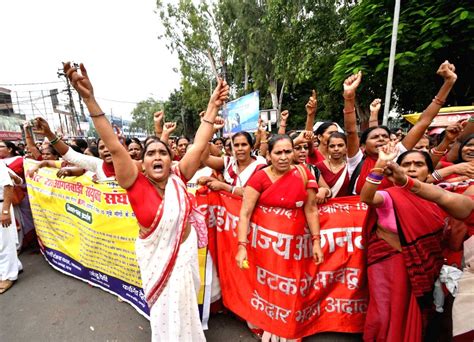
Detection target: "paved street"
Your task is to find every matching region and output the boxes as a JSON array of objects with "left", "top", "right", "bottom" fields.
[{"left": 1, "top": 247, "right": 362, "bottom": 342}]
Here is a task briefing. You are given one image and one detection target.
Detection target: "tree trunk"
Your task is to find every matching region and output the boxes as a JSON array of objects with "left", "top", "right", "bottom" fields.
[
  {"left": 244, "top": 57, "right": 249, "bottom": 92},
  {"left": 278, "top": 79, "right": 287, "bottom": 113},
  {"left": 269, "top": 78, "right": 279, "bottom": 111}
]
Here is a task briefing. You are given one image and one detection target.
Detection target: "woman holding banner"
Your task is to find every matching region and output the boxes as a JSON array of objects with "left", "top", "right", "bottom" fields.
[
  {"left": 62, "top": 62, "right": 228, "bottom": 341},
  {"left": 360, "top": 144, "right": 447, "bottom": 341},
  {"left": 236, "top": 134, "right": 323, "bottom": 341}
]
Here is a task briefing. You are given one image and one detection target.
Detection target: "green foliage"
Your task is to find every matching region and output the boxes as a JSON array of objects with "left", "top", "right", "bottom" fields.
[
  {"left": 163, "top": 88, "right": 203, "bottom": 138},
  {"left": 331, "top": 0, "right": 474, "bottom": 118},
  {"left": 130, "top": 98, "right": 163, "bottom": 135}
]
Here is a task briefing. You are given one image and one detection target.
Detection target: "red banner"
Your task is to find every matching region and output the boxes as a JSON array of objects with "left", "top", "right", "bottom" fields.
[{"left": 196, "top": 191, "right": 369, "bottom": 339}]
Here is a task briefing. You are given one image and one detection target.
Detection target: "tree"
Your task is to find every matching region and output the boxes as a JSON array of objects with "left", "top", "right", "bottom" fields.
[
  {"left": 331, "top": 0, "right": 474, "bottom": 124},
  {"left": 130, "top": 98, "right": 163, "bottom": 135}
]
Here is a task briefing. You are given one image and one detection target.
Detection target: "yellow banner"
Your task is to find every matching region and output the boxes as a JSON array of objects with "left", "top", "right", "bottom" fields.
[{"left": 25, "top": 159, "right": 211, "bottom": 323}]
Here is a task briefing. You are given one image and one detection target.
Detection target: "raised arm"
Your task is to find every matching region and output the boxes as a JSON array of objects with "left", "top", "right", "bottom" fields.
[
  {"left": 360, "top": 143, "right": 398, "bottom": 206},
  {"left": 343, "top": 71, "right": 362, "bottom": 158},
  {"left": 32, "top": 119, "right": 70, "bottom": 157},
  {"left": 368, "top": 99, "right": 381, "bottom": 128},
  {"left": 153, "top": 111, "right": 164, "bottom": 138},
  {"left": 63, "top": 62, "right": 137, "bottom": 189},
  {"left": 386, "top": 162, "right": 474, "bottom": 220},
  {"left": 304, "top": 90, "right": 317, "bottom": 131},
  {"left": 430, "top": 121, "right": 465, "bottom": 166},
  {"left": 160, "top": 122, "right": 177, "bottom": 145},
  {"left": 23, "top": 122, "right": 41, "bottom": 160},
  {"left": 401, "top": 61, "right": 457, "bottom": 150},
  {"left": 179, "top": 79, "right": 229, "bottom": 180},
  {"left": 278, "top": 110, "right": 289, "bottom": 135}
]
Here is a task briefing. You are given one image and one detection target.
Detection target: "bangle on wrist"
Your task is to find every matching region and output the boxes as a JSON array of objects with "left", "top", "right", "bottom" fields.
[
  {"left": 395, "top": 176, "right": 415, "bottom": 190},
  {"left": 2, "top": 210, "right": 9, "bottom": 215},
  {"left": 343, "top": 94, "right": 355, "bottom": 100},
  {"left": 49, "top": 136, "right": 60, "bottom": 145},
  {"left": 432, "top": 96, "right": 445, "bottom": 106},
  {"left": 201, "top": 118, "right": 215, "bottom": 125},
  {"left": 90, "top": 112, "right": 105, "bottom": 118},
  {"left": 366, "top": 177, "right": 382, "bottom": 185},
  {"left": 370, "top": 167, "right": 385, "bottom": 174},
  {"left": 311, "top": 234, "right": 321, "bottom": 242},
  {"left": 343, "top": 108, "right": 355, "bottom": 115},
  {"left": 324, "top": 188, "right": 332, "bottom": 198},
  {"left": 280, "top": 124, "right": 287, "bottom": 127},
  {"left": 430, "top": 147, "right": 447, "bottom": 156},
  {"left": 431, "top": 170, "right": 443, "bottom": 182},
  {"left": 260, "top": 140, "right": 268, "bottom": 144},
  {"left": 238, "top": 241, "right": 248, "bottom": 248}
]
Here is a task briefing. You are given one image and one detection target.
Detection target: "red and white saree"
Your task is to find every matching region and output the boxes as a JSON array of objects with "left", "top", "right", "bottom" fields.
[{"left": 127, "top": 171, "right": 206, "bottom": 341}]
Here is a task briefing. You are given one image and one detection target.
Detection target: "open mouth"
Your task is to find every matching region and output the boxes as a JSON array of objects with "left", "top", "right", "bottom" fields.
[{"left": 153, "top": 163, "right": 163, "bottom": 172}]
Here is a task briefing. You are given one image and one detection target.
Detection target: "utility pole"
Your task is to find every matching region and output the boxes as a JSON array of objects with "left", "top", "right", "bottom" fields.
[
  {"left": 57, "top": 67, "right": 83, "bottom": 137},
  {"left": 382, "top": 0, "right": 401, "bottom": 126}
]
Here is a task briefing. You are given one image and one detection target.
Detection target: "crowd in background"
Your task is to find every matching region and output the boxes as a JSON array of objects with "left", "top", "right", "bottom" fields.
[{"left": 1, "top": 60, "right": 473, "bottom": 342}]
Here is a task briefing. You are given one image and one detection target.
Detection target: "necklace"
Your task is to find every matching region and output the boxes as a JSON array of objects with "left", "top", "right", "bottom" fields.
[
  {"left": 327, "top": 158, "right": 346, "bottom": 174},
  {"left": 146, "top": 175, "right": 166, "bottom": 191}
]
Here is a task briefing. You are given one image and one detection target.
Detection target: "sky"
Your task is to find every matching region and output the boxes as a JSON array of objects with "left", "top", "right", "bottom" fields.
[{"left": 0, "top": 0, "right": 181, "bottom": 123}]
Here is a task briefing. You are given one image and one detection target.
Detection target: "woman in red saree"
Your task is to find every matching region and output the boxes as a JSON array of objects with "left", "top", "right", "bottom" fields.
[
  {"left": 361, "top": 146, "right": 447, "bottom": 341},
  {"left": 236, "top": 134, "right": 323, "bottom": 341},
  {"left": 384, "top": 162, "right": 474, "bottom": 341},
  {"left": 343, "top": 61, "right": 458, "bottom": 195},
  {"left": 315, "top": 132, "right": 350, "bottom": 198},
  {"left": 63, "top": 62, "right": 229, "bottom": 341}
]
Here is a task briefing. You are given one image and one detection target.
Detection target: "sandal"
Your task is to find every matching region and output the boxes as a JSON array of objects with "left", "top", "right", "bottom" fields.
[{"left": 0, "top": 280, "right": 14, "bottom": 294}]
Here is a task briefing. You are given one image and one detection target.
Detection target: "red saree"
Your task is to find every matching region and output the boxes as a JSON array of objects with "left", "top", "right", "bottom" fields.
[
  {"left": 315, "top": 161, "right": 350, "bottom": 197},
  {"left": 363, "top": 187, "right": 446, "bottom": 341},
  {"left": 247, "top": 165, "right": 317, "bottom": 208}
]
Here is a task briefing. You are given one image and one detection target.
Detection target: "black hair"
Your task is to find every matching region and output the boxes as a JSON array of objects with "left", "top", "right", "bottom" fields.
[
  {"left": 397, "top": 150, "right": 434, "bottom": 173},
  {"left": 2, "top": 141, "right": 19, "bottom": 156},
  {"left": 42, "top": 145, "right": 61, "bottom": 158},
  {"left": 69, "top": 144, "right": 83, "bottom": 154},
  {"left": 74, "top": 138, "right": 88, "bottom": 151},
  {"left": 268, "top": 134, "right": 293, "bottom": 153},
  {"left": 328, "top": 131, "right": 347, "bottom": 145},
  {"left": 456, "top": 133, "right": 474, "bottom": 164},
  {"left": 144, "top": 135, "right": 159, "bottom": 146},
  {"left": 314, "top": 122, "right": 337, "bottom": 136},
  {"left": 360, "top": 126, "right": 391, "bottom": 145},
  {"left": 232, "top": 131, "right": 253, "bottom": 146},
  {"left": 86, "top": 146, "right": 99, "bottom": 158},
  {"left": 176, "top": 136, "right": 190, "bottom": 145},
  {"left": 142, "top": 138, "right": 172, "bottom": 160},
  {"left": 128, "top": 139, "right": 143, "bottom": 149},
  {"left": 213, "top": 137, "right": 224, "bottom": 145}
]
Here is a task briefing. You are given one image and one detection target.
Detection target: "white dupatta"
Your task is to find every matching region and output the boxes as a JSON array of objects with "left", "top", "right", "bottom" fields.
[{"left": 135, "top": 173, "right": 191, "bottom": 307}]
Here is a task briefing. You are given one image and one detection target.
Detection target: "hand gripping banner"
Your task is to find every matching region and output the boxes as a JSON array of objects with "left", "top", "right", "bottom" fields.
[{"left": 196, "top": 190, "right": 369, "bottom": 339}]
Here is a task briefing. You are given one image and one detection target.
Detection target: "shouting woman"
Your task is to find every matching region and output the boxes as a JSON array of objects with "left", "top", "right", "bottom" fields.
[{"left": 63, "top": 62, "right": 229, "bottom": 341}]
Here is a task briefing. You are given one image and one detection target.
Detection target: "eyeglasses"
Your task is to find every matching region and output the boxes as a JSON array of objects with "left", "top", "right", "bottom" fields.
[{"left": 294, "top": 145, "right": 309, "bottom": 151}]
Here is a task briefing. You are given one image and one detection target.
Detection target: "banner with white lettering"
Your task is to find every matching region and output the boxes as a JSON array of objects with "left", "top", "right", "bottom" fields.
[{"left": 196, "top": 190, "right": 369, "bottom": 339}]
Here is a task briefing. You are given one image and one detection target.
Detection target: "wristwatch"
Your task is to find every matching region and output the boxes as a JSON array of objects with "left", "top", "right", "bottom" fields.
[{"left": 2, "top": 210, "right": 9, "bottom": 214}]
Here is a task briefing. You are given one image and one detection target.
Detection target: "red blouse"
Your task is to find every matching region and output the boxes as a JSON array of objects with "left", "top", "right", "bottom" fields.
[
  {"left": 247, "top": 166, "right": 317, "bottom": 208},
  {"left": 126, "top": 166, "right": 187, "bottom": 228}
]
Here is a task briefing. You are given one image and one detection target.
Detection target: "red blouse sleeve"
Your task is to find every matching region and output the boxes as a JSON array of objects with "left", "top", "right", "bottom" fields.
[{"left": 246, "top": 169, "right": 271, "bottom": 193}]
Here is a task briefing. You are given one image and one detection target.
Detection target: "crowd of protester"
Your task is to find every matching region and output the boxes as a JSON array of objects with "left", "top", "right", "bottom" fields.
[{"left": 1, "top": 60, "right": 473, "bottom": 342}]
